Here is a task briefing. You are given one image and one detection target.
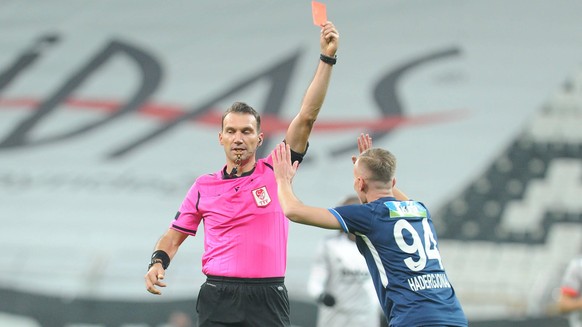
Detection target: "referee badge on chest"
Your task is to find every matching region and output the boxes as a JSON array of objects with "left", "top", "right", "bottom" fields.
[{"left": 252, "top": 186, "right": 271, "bottom": 207}]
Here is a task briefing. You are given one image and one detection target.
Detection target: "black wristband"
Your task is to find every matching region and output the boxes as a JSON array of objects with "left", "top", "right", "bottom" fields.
[
  {"left": 320, "top": 53, "right": 337, "bottom": 65},
  {"left": 148, "top": 259, "right": 163, "bottom": 271},
  {"left": 150, "top": 250, "right": 170, "bottom": 270}
]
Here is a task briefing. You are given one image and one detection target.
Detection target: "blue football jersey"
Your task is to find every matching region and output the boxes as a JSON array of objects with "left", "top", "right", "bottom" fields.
[{"left": 329, "top": 197, "right": 467, "bottom": 327}]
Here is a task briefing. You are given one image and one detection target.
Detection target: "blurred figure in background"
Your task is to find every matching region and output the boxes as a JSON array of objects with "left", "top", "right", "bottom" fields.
[
  {"left": 558, "top": 256, "right": 582, "bottom": 327},
  {"left": 307, "top": 195, "right": 383, "bottom": 327}
]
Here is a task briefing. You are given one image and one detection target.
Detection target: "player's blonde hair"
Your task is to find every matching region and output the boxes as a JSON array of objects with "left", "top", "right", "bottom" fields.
[{"left": 358, "top": 148, "right": 396, "bottom": 183}]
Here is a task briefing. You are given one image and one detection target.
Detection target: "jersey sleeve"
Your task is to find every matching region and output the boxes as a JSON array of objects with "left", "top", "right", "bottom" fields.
[
  {"left": 170, "top": 181, "right": 202, "bottom": 236},
  {"left": 328, "top": 204, "right": 372, "bottom": 234}
]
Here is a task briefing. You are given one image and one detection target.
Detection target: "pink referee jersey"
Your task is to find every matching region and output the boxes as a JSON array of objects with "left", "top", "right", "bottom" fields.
[{"left": 171, "top": 155, "right": 288, "bottom": 278}]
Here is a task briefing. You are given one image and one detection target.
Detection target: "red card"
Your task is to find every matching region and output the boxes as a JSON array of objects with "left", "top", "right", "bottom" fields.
[{"left": 311, "top": 1, "right": 327, "bottom": 26}]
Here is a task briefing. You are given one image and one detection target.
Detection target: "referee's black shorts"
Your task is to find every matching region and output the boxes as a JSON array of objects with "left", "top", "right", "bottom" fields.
[{"left": 195, "top": 275, "right": 290, "bottom": 327}]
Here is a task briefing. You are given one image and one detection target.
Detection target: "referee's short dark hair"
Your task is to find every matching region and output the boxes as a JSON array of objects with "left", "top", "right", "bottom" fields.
[{"left": 222, "top": 101, "right": 262, "bottom": 131}]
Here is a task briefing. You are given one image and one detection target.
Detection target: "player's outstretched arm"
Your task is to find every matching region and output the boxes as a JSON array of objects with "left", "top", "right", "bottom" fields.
[
  {"left": 285, "top": 21, "right": 339, "bottom": 154},
  {"left": 272, "top": 142, "right": 341, "bottom": 229}
]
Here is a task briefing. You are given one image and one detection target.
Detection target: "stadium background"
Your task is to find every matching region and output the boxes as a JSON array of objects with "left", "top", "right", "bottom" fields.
[{"left": 1, "top": 0, "right": 581, "bottom": 326}]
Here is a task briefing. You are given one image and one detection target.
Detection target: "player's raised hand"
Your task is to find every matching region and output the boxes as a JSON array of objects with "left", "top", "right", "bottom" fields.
[
  {"left": 272, "top": 142, "right": 299, "bottom": 185},
  {"left": 352, "top": 133, "right": 372, "bottom": 164}
]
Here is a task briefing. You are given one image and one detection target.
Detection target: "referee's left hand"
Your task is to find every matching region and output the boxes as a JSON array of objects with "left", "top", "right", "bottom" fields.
[{"left": 145, "top": 264, "right": 166, "bottom": 295}]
